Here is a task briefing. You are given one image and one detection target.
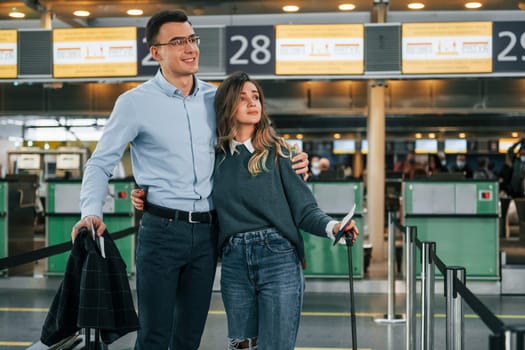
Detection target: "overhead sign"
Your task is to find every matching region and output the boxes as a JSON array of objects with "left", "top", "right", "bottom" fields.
[
  {"left": 493, "top": 21, "right": 525, "bottom": 72},
  {"left": 0, "top": 30, "right": 17, "bottom": 78},
  {"left": 226, "top": 26, "right": 275, "bottom": 75},
  {"left": 275, "top": 24, "right": 364, "bottom": 75},
  {"left": 53, "top": 27, "right": 137, "bottom": 78},
  {"left": 402, "top": 22, "right": 492, "bottom": 74}
]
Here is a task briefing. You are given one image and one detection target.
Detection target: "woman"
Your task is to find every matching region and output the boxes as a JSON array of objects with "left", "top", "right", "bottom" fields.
[{"left": 132, "top": 71, "right": 358, "bottom": 350}]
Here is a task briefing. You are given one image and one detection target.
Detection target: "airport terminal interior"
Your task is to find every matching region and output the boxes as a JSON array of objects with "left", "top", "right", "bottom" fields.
[{"left": 1, "top": 0, "right": 525, "bottom": 349}]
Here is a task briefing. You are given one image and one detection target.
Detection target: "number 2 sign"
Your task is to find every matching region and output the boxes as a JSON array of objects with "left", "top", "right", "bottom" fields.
[{"left": 226, "top": 26, "right": 275, "bottom": 75}]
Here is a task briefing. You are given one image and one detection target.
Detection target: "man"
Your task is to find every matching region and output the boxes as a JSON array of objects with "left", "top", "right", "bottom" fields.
[
  {"left": 508, "top": 139, "right": 525, "bottom": 198},
  {"left": 70, "top": 10, "right": 307, "bottom": 350},
  {"left": 448, "top": 154, "right": 473, "bottom": 178}
]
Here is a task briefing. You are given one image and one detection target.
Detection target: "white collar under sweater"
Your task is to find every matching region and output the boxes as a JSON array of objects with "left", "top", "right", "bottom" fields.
[{"left": 230, "top": 138, "right": 255, "bottom": 155}]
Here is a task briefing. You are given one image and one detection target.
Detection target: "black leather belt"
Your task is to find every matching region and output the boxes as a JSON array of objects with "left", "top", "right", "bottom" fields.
[{"left": 145, "top": 202, "right": 217, "bottom": 224}]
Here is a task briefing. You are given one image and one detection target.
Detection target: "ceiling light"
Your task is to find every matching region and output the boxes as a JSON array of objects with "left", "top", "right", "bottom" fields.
[
  {"left": 73, "top": 10, "right": 90, "bottom": 17},
  {"left": 339, "top": 4, "right": 356, "bottom": 11},
  {"left": 465, "top": 2, "right": 482, "bottom": 9},
  {"left": 459, "top": 133, "right": 466, "bottom": 138},
  {"left": 282, "top": 5, "right": 300, "bottom": 12},
  {"left": 408, "top": 3, "right": 425, "bottom": 10},
  {"left": 9, "top": 8, "right": 25, "bottom": 18},
  {"left": 127, "top": 9, "right": 143, "bottom": 16}
]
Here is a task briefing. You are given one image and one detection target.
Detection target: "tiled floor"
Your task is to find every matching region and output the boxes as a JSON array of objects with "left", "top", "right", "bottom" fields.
[{"left": 1, "top": 261, "right": 525, "bottom": 350}]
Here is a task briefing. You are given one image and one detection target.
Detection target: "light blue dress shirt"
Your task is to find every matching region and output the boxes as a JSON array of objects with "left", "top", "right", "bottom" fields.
[{"left": 80, "top": 70, "right": 217, "bottom": 219}]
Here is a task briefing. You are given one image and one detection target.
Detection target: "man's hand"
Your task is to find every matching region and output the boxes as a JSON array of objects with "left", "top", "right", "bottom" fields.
[
  {"left": 131, "top": 189, "right": 145, "bottom": 211},
  {"left": 71, "top": 215, "right": 106, "bottom": 242},
  {"left": 291, "top": 151, "right": 309, "bottom": 180}
]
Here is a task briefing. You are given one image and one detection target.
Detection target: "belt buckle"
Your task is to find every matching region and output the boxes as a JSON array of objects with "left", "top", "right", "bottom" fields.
[{"left": 188, "top": 211, "right": 200, "bottom": 224}]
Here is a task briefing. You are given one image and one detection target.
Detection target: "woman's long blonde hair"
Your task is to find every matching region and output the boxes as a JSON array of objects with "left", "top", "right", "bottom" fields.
[{"left": 214, "top": 71, "right": 292, "bottom": 176}]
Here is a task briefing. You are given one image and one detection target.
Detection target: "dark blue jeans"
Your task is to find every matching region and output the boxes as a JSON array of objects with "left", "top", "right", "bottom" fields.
[
  {"left": 220, "top": 228, "right": 304, "bottom": 350},
  {"left": 135, "top": 212, "right": 218, "bottom": 350}
]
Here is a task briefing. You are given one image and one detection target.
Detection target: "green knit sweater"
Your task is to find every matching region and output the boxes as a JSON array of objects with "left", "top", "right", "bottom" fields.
[{"left": 213, "top": 144, "right": 333, "bottom": 260}]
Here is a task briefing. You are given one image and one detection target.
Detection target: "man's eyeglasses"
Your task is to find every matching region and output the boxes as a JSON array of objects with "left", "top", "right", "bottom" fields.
[{"left": 153, "top": 35, "right": 200, "bottom": 48}]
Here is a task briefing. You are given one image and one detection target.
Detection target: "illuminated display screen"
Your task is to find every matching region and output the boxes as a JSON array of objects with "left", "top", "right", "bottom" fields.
[
  {"left": 285, "top": 139, "right": 303, "bottom": 152},
  {"left": 275, "top": 24, "right": 364, "bottom": 75},
  {"left": 361, "top": 140, "right": 368, "bottom": 154},
  {"left": 56, "top": 154, "right": 81, "bottom": 170},
  {"left": 444, "top": 139, "right": 467, "bottom": 154},
  {"left": 53, "top": 27, "right": 137, "bottom": 78},
  {"left": 415, "top": 139, "right": 438, "bottom": 154},
  {"left": 333, "top": 140, "right": 356, "bottom": 154},
  {"left": 402, "top": 22, "right": 492, "bottom": 74},
  {"left": 0, "top": 30, "right": 17, "bottom": 78},
  {"left": 498, "top": 138, "right": 519, "bottom": 154}
]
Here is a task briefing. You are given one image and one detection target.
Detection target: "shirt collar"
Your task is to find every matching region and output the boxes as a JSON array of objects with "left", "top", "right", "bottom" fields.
[
  {"left": 154, "top": 69, "right": 200, "bottom": 97},
  {"left": 231, "top": 139, "right": 255, "bottom": 155}
]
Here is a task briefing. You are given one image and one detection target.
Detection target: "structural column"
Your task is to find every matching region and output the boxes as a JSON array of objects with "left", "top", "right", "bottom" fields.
[
  {"left": 366, "top": 0, "right": 388, "bottom": 262},
  {"left": 367, "top": 80, "right": 386, "bottom": 261}
]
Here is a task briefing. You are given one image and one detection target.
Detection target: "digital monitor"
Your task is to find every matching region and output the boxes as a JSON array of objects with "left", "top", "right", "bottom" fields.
[
  {"left": 361, "top": 140, "right": 368, "bottom": 154},
  {"left": 17, "top": 154, "right": 41, "bottom": 170},
  {"left": 402, "top": 22, "right": 492, "bottom": 74},
  {"left": 333, "top": 140, "right": 356, "bottom": 154},
  {"left": 414, "top": 139, "right": 438, "bottom": 154},
  {"left": 56, "top": 154, "right": 81, "bottom": 170},
  {"left": 498, "top": 138, "right": 519, "bottom": 154},
  {"left": 444, "top": 138, "right": 467, "bottom": 154},
  {"left": 53, "top": 27, "right": 137, "bottom": 78},
  {"left": 285, "top": 139, "right": 303, "bottom": 152},
  {"left": 275, "top": 24, "right": 364, "bottom": 75},
  {"left": 0, "top": 30, "right": 17, "bottom": 78}
]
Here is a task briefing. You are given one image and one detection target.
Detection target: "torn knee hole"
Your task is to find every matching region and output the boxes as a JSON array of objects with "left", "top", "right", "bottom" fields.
[{"left": 228, "top": 337, "right": 258, "bottom": 349}]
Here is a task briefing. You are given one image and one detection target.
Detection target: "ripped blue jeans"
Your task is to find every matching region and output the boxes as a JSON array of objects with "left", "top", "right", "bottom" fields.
[{"left": 220, "top": 228, "right": 304, "bottom": 350}]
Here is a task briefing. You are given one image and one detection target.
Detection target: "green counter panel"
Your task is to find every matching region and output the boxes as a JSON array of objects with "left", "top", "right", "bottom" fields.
[
  {"left": 47, "top": 216, "right": 135, "bottom": 274},
  {"left": 302, "top": 217, "right": 363, "bottom": 278},
  {"left": 406, "top": 216, "right": 499, "bottom": 278}
]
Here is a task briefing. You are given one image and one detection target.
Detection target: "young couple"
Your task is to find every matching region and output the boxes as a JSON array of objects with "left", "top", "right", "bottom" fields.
[{"left": 73, "top": 9, "right": 358, "bottom": 350}]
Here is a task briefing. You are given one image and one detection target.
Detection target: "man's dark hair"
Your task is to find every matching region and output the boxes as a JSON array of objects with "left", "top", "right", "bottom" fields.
[{"left": 145, "top": 10, "right": 191, "bottom": 47}]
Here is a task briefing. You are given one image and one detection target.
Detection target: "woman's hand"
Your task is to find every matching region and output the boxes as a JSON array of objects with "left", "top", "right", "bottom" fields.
[{"left": 332, "top": 220, "right": 359, "bottom": 244}]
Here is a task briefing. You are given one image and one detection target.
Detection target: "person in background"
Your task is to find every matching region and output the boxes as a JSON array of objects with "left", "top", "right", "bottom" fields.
[
  {"left": 308, "top": 155, "right": 321, "bottom": 180},
  {"left": 427, "top": 153, "right": 447, "bottom": 176},
  {"left": 507, "top": 138, "right": 525, "bottom": 198},
  {"left": 133, "top": 71, "right": 359, "bottom": 350},
  {"left": 70, "top": 10, "right": 309, "bottom": 350},
  {"left": 448, "top": 154, "right": 473, "bottom": 178},
  {"left": 473, "top": 156, "right": 497, "bottom": 180}
]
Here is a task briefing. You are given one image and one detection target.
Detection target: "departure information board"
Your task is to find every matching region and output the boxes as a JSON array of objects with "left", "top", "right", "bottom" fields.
[
  {"left": 275, "top": 24, "right": 364, "bottom": 75},
  {"left": 53, "top": 27, "right": 137, "bottom": 78},
  {"left": 0, "top": 30, "right": 17, "bottom": 78},
  {"left": 402, "top": 22, "right": 492, "bottom": 74}
]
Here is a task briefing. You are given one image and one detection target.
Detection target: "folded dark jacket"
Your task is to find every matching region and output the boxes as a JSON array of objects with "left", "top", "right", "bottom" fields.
[{"left": 41, "top": 228, "right": 139, "bottom": 345}]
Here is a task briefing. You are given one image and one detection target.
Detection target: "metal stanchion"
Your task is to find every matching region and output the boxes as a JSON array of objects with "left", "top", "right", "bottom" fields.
[
  {"left": 405, "top": 226, "right": 417, "bottom": 350},
  {"left": 421, "top": 241, "right": 436, "bottom": 350},
  {"left": 375, "top": 211, "right": 405, "bottom": 324},
  {"left": 504, "top": 325, "right": 525, "bottom": 350},
  {"left": 446, "top": 266, "right": 465, "bottom": 350}
]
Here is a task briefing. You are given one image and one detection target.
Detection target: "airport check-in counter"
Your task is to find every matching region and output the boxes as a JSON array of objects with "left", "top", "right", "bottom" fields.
[
  {"left": 403, "top": 180, "right": 499, "bottom": 279},
  {"left": 302, "top": 181, "right": 363, "bottom": 278},
  {"left": 0, "top": 181, "right": 6, "bottom": 275},
  {"left": 46, "top": 180, "right": 135, "bottom": 274}
]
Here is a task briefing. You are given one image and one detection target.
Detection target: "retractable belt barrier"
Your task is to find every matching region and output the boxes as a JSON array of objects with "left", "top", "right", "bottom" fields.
[
  {"left": 388, "top": 213, "right": 524, "bottom": 350},
  {"left": 0, "top": 226, "right": 138, "bottom": 270}
]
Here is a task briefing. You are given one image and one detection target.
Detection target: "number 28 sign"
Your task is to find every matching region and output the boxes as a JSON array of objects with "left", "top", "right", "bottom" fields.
[{"left": 226, "top": 26, "right": 275, "bottom": 75}]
